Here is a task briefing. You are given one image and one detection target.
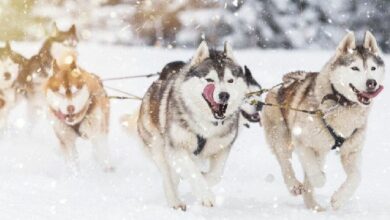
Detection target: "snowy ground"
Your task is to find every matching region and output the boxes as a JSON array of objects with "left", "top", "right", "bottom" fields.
[{"left": 1, "top": 43, "right": 389, "bottom": 219}]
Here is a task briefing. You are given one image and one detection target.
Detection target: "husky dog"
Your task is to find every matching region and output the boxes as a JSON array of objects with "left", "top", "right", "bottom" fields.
[
  {"left": 136, "top": 41, "right": 259, "bottom": 210},
  {"left": 262, "top": 31, "right": 385, "bottom": 210},
  {"left": 19, "top": 23, "right": 78, "bottom": 126},
  {"left": 45, "top": 58, "right": 112, "bottom": 172},
  {"left": 0, "top": 42, "right": 28, "bottom": 133}
]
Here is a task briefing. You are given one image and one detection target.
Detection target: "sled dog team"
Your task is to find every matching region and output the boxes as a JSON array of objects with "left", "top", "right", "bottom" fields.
[{"left": 0, "top": 24, "right": 385, "bottom": 211}]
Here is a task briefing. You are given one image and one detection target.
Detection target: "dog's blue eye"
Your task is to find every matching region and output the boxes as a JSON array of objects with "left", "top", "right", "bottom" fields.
[
  {"left": 227, "top": 79, "right": 234, "bottom": 83},
  {"left": 206, "top": 78, "right": 214, "bottom": 83},
  {"left": 371, "top": 66, "right": 376, "bottom": 71},
  {"left": 351, "top": 66, "right": 359, "bottom": 71}
]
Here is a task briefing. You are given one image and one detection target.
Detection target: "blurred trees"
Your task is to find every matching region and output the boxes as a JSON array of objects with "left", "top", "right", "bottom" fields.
[
  {"left": 0, "top": 0, "right": 48, "bottom": 40},
  {"left": 1, "top": 0, "right": 390, "bottom": 52}
]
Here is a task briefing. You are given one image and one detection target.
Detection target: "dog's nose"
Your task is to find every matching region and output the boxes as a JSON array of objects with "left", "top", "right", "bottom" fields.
[
  {"left": 366, "top": 79, "right": 377, "bottom": 91},
  {"left": 67, "top": 105, "right": 75, "bottom": 114},
  {"left": 219, "top": 92, "right": 230, "bottom": 103},
  {"left": 4, "top": 72, "right": 11, "bottom": 80}
]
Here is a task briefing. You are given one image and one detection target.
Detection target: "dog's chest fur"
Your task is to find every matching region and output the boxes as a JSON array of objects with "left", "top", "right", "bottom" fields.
[{"left": 279, "top": 72, "right": 368, "bottom": 151}]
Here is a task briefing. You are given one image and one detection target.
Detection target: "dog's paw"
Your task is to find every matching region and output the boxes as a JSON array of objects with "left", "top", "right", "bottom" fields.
[
  {"left": 331, "top": 192, "right": 345, "bottom": 210},
  {"left": 308, "top": 172, "right": 326, "bottom": 188},
  {"left": 310, "top": 205, "right": 326, "bottom": 212},
  {"left": 288, "top": 181, "right": 305, "bottom": 196},
  {"left": 173, "top": 203, "right": 187, "bottom": 211},
  {"left": 200, "top": 192, "right": 216, "bottom": 207}
]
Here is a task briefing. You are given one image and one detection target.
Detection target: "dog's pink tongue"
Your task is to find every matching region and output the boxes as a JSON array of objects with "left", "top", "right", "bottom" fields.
[
  {"left": 203, "top": 84, "right": 218, "bottom": 109},
  {"left": 361, "top": 85, "right": 384, "bottom": 98}
]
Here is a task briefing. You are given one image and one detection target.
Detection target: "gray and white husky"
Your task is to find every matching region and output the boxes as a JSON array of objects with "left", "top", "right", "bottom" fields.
[
  {"left": 136, "top": 41, "right": 260, "bottom": 210},
  {"left": 262, "top": 31, "right": 385, "bottom": 211}
]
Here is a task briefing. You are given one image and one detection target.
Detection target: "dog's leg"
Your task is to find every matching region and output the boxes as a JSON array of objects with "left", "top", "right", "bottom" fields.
[
  {"left": 167, "top": 148, "right": 215, "bottom": 207},
  {"left": 302, "top": 173, "right": 326, "bottom": 211},
  {"left": 302, "top": 152, "right": 326, "bottom": 211},
  {"left": 263, "top": 108, "right": 304, "bottom": 195},
  {"left": 203, "top": 147, "right": 231, "bottom": 187},
  {"left": 53, "top": 121, "right": 79, "bottom": 173},
  {"left": 296, "top": 146, "right": 326, "bottom": 188},
  {"left": 57, "top": 134, "right": 78, "bottom": 173},
  {"left": 331, "top": 150, "right": 362, "bottom": 210},
  {"left": 91, "top": 134, "right": 114, "bottom": 172},
  {"left": 270, "top": 136, "right": 304, "bottom": 195},
  {"left": 151, "top": 146, "right": 186, "bottom": 211}
]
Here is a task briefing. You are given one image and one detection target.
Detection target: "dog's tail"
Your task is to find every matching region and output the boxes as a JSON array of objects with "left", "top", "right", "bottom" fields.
[{"left": 120, "top": 107, "right": 140, "bottom": 136}]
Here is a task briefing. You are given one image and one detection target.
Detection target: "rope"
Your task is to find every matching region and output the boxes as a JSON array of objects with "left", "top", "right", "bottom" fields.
[
  {"left": 245, "top": 83, "right": 283, "bottom": 97},
  {"left": 102, "top": 72, "right": 159, "bottom": 81},
  {"left": 246, "top": 82, "right": 324, "bottom": 117},
  {"left": 108, "top": 95, "right": 142, "bottom": 100},
  {"left": 258, "top": 101, "right": 323, "bottom": 117},
  {"left": 104, "top": 85, "right": 142, "bottom": 100}
]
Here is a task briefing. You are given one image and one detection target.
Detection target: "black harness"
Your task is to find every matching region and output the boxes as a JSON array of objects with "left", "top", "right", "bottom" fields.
[
  {"left": 321, "top": 84, "right": 357, "bottom": 150},
  {"left": 322, "top": 117, "right": 345, "bottom": 150},
  {"left": 193, "top": 135, "right": 207, "bottom": 155}
]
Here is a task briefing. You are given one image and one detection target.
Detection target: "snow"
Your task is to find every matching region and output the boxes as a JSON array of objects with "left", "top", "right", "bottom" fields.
[{"left": 1, "top": 43, "right": 390, "bottom": 219}]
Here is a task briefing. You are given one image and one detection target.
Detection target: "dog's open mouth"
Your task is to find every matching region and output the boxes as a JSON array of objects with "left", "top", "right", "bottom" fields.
[
  {"left": 202, "top": 84, "right": 227, "bottom": 120},
  {"left": 349, "top": 83, "right": 384, "bottom": 105},
  {"left": 54, "top": 110, "right": 75, "bottom": 124}
]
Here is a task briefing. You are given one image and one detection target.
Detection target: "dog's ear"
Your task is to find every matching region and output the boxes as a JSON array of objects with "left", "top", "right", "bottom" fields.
[
  {"left": 51, "top": 22, "right": 59, "bottom": 37},
  {"left": 363, "top": 31, "right": 380, "bottom": 54},
  {"left": 224, "top": 41, "right": 235, "bottom": 61},
  {"left": 69, "top": 24, "right": 76, "bottom": 34},
  {"left": 190, "top": 41, "right": 209, "bottom": 67},
  {"left": 4, "top": 41, "right": 11, "bottom": 51},
  {"left": 336, "top": 32, "right": 356, "bottom": 55},
  {"left": 244, "top": 66, "right": 261, "bottom": 88}
]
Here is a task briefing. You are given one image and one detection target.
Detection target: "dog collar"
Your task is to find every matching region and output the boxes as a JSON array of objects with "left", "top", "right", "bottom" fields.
[{"left": 321, "top": 84, "right": 355, "bottom": 106}]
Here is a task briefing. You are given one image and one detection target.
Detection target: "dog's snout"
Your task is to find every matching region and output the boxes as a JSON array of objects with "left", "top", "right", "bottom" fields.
[
  {"left": 67, "top": 105, "right": 75, "bottom": 114},
  {"left": 366, "top": 79, "right": 377, "bottom": 91},
  {"left": 4, "top": 72, "right": 11, "bottom": 80},
  {"left": 219, "top": 92, "right": 230, "bottom": 103}
]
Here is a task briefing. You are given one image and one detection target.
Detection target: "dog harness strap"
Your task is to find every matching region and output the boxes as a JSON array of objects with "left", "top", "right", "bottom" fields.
[
  {"left": 322, "top": 117, "right": 345, "bottom": 150},
  {"left": 194, "top": 135, "right": 207, "bottom": 155},
  {"left": 321, "top": 84, "right": 354, "bottom": 106}
]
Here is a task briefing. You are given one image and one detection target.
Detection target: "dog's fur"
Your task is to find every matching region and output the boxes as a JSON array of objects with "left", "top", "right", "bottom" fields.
[
  {"left": 136, "top": 42, "right": 257, "bottom": 210},
  {"left": 0, "top": 42, "right": 28, "bottom": 133},
  {"left": 19, "top": 23, "right": 78, "bottom": 126},
  {"left": 45, "top": 56, "right": 112, "bottom": 172},
  {"left": 262, "top": 31, "right": 385, "bottom": 210}
]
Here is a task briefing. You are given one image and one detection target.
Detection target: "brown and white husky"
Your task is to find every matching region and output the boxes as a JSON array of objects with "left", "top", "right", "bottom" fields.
[
  {"left": 262, "top": 31, "right": 385, "bottom": 210},
  {"left": 19, "top": 23, "right": 78, "bottom": 127},
  {"left": 45, "top": 56, "right": 113, "bottom": 172},
  {"left": 0, "top": 42, "right": 28, "bottom": 134}
]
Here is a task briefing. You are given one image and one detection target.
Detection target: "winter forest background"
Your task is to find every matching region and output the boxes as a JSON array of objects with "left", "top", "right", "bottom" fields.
[{"left": 1, "top": 0, "right": 390, "bottom": 52}]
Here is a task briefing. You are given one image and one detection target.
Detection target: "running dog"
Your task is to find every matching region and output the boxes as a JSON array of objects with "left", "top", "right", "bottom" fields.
[
  {"left": 262, "top": 31, "right": 385, "bottom": 210},
  {"left": 136, "top": 41, "right": 260, "bottom": 210},
  {"left": 45, "top": 57, "right": 112, "bottom": 172}
]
